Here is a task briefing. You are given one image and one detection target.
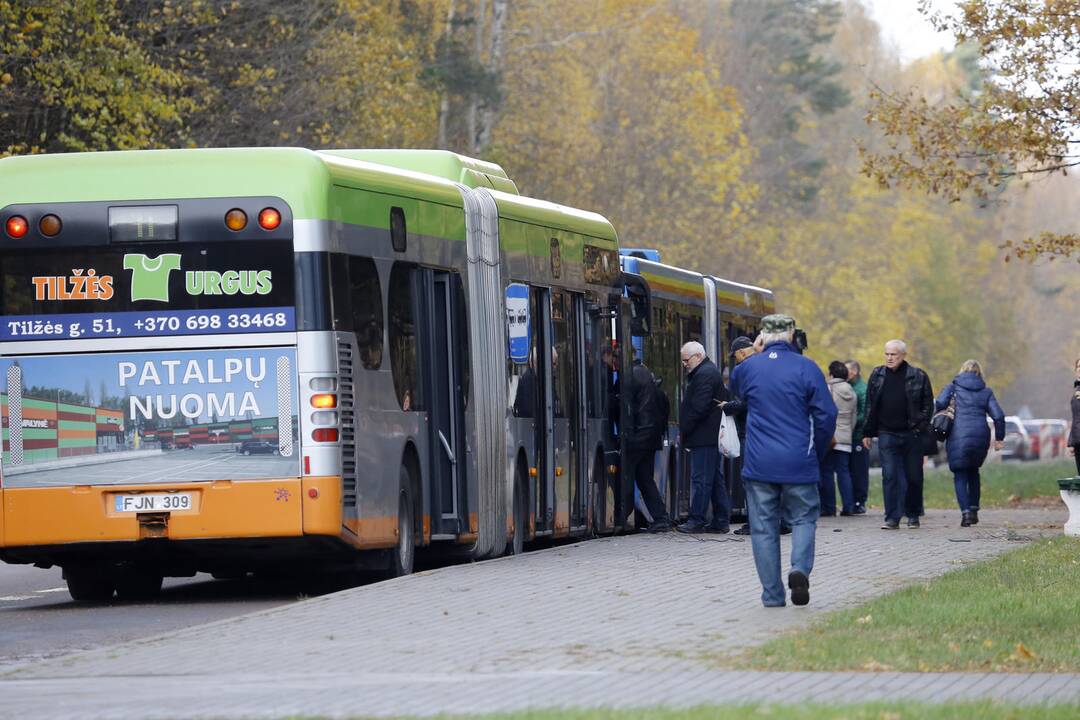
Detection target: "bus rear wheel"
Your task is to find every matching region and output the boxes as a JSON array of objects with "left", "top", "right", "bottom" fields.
[
  {"left": 387, "top": 467, "right": 415, "bottom": 578},
  {"left": 64, "top": 567, "right": 115, "bottom": 604},
  {"left": 115, "top": 568, "right": 164, "bottom": 602}
]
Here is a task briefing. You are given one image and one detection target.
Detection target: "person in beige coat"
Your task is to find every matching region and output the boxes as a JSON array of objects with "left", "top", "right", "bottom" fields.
[{"left": 819, "top": 361, "right": 857, "bottom": 516}]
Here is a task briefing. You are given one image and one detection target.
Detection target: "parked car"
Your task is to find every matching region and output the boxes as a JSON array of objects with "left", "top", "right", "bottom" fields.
[
  {"left": 238, "top": 440, "right": 279, "bottom": 456},
  {"left": 1031, "top": 419, "right": 1069, "bottom": 459},
  {"left": 1001, "top": 416, "right": 1033, "bottom": 461}
]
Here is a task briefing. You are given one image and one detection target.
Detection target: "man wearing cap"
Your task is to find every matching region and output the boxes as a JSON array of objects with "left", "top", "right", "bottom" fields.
[
  {"left": 676, "top": 341, "right": 731, "bottom": 533},
  {"left": 730, "top": 314, "right": 836, "bottom": 607},
  {"left": 862, "top": 339, "right": 934, "bottom": 529}
]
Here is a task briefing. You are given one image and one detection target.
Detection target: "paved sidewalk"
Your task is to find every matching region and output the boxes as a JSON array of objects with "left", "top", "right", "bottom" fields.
[{"left": 2, "top": 507, "right": 1076, "bottom": 718}]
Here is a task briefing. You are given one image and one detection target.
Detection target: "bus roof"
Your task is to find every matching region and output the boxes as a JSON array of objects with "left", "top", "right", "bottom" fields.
[
  {"left": 0, "top": 148, "right": 617, "bottom": 240},
  {"left": 711, "top": 276, "right": 776, "bottom": 315},
  {"left": 319, "top": 149, "right": 519, "bottom": 195},
  {"left": 622, "top": 256, "right": 706, "bottom": 304}
]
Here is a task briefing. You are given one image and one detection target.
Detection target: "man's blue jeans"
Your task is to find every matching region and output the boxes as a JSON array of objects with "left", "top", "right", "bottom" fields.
[
  {"left": 818, "top": 449, "right": 854, "bottom": 514},
  {"left": 745, "top": 480, "right": 819, "bottom": 606},
  {"left": 849, "top": 444, "right": 870, "bottom": 507},
  {"left": 953, "top": 467, "right": 981, "bottom": 512},
  {"left": 688, "top": 446, "right": 730, "bottom": 527},
  {"left": 877, "top": 431, "right": 924, "bottom": 523}
]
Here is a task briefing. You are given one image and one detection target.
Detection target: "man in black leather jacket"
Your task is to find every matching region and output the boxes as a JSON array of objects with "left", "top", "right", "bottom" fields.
[{"left": 863, "top": 339, "right": 934, "bottom": 529}]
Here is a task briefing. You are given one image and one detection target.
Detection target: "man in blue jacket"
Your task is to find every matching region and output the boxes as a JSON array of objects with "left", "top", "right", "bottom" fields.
[{"left": 730, "top": 315, "right": 837, "bottom": 607}]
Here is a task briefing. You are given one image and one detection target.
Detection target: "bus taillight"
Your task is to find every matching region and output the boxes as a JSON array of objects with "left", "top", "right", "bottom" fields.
[
  {"left": 5, "top": 215, "right": 27, "bottom": 238},
  {"left": 258, "top": 207, "right": 281, "bottom": 230},
  {"left": 311, "top": 428, "right": 338, "bottom": 443},
  {"left": 224, "top": 208, "right": 248, "bottom": 231},
  {"left": 39, "top": 214, "right": 62, "bottom": 237},
  {"left": 310, "top": 393, "right": 337, "bottom": 409}
]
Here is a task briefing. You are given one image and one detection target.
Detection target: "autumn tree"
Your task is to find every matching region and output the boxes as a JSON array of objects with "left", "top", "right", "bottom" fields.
[
  {"left": 862, "top": 0, "right": 1080, "bottom": 261},
  {"left": 0, "top": 0, "right": 200, "bottom": 154},
  {"left": 493, "top": 0, "right": 754, "bottom": 276}
]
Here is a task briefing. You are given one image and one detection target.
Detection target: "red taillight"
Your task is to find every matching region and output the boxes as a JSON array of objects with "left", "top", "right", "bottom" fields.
[
  {"left": 308, "top": 488, "right": 319, "bottom": 499},
  {"left": 310, "top": 393, "right": 337, "bottom": 409},
  {"left": 311, "top": 428, "right": 338, "bottom": 443},
  {"left": 258, "top": 207, "right": 281, "bottom": 230},
  {"left": 6, "top": 215, "right": 28, "bottom": 238},
  {"left": 304, "top": 455, "right": 311, "bottom": 474}
]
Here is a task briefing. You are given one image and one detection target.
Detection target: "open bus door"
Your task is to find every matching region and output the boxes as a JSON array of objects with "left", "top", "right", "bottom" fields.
[{"left": 616, "top": 272, "right": 651, "bottom": 531}]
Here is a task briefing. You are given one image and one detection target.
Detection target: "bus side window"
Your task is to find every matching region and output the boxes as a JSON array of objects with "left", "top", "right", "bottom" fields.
[
  {"left": 348, "top": 256, "right": 383, "bottom": 370},
  {"left": 388, "top": 264, "right": 420, "bottom": 410}
]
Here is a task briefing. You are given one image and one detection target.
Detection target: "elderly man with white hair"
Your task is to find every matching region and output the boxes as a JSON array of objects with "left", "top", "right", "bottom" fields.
[
  {"left": 730, "top": 314, "right": 836, "bottom": 607},
  {"left": 675, "top": 340, "right": 731, "bottom": 533},
  {"left": 862, "top": 339, "right": 934, "bottom": 530}
]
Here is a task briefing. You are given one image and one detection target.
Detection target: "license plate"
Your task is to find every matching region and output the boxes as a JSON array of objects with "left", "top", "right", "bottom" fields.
[{"left": 113, "top": 493, "right": 193, "bottom": 513}]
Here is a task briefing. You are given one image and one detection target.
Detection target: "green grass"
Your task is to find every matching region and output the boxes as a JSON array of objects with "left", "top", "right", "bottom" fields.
[
  {"left": 328, "top": 704, "right": 1080, "bottom": 720},
  {"left": 863, "top": 459, "right": 1075, "bottom": 510},
  {"left": 735, "top": 536, "right": 1080, "bottom": 673}
]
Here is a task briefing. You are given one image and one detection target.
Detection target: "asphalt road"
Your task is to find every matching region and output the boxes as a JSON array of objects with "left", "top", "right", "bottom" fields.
[{"left": 0, "top": 561, "right": 310, "bottom": 671}]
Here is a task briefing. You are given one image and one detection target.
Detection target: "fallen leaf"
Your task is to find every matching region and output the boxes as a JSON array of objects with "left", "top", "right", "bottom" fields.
[{"left": 1014, "top": 642, "right": 1037, "bottom": 660}]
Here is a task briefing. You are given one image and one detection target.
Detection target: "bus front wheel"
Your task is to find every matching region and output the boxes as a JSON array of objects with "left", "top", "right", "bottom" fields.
[{"left": 64, "top": 567, "right": 115, "bottom": 604}]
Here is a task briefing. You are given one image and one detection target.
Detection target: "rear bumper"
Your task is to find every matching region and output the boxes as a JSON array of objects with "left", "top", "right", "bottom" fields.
[{"left": 0, "top": 476, "right": 342, "bottom": 550}]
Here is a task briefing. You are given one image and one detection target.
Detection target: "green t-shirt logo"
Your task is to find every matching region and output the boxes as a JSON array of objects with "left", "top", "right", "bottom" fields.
[{"left": 123, "top": 253, "right": 181, "bottom": 302}]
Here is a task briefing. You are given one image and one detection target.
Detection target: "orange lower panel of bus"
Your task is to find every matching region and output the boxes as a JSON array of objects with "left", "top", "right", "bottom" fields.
[{"left": 0, "top": 476, "right": 343, "bottom": 548}]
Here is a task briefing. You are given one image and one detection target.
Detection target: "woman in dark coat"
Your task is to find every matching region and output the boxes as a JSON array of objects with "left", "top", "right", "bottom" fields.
[
  {"left": 1069, "top": 356, "right": 1080, "bottom": 475},
  {"left": 934, "top": 359, "right": 1006, "bottom": 527}
]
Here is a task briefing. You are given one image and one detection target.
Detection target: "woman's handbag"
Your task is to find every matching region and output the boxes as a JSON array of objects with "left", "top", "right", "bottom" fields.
[{"left": 930, "top": 391, "right": 957, "bottom": 441}]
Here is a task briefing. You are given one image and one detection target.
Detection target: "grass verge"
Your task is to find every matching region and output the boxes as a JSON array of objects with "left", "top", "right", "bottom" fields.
[
  {"left": 344, "top": 703, "right": 1080, "bottom": 720},
  {"left": 865, "top": 459, "right": 1075, "bottom": 510},
  {"left": 735, "top": 535, "right": 1080, "bottom": 672}
]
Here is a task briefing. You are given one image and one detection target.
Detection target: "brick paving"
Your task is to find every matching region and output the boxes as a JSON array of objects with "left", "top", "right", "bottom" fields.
[{"left": 1, "top": 507, "right": 1077, "bottom": 718}]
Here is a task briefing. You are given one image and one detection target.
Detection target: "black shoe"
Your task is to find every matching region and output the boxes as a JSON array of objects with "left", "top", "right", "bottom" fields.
[
  {"left": 970, "top": 509, "right": 979, "bottom": 525},
  {"left": 647, "top": 520, "right": 673, "bottom": 534},
  {"left": 733, "top": 524, "right": 751, "bottom": 536},
  {"left": 820, "top": 510, "right": 837, "bottom": 517},
  {"left": 675, "top": 522, "right": 706, "bottom": 534},
  {"left": 960, "top": 512, "right": 972, "bottom": 528},
  {"left": 788, "top": 570, "right": 810, "bottom": 606},
  {"left": 839, "top": 509, "right": 854, "bottom": 517},
  {"left": 780, "top": 524, "right": 792, "bottom": 535},
  {"left": 907, "top": 517, "right": 920, "bottom": 528},
  {"left": 881, "top": 520, "right": 899, "bottom": 530},
  {"left": 704, "top": 523, "right": 730, "bottom": 534},
  {"left": 853, "top": 504, "right": 867, "bottom": 515}
]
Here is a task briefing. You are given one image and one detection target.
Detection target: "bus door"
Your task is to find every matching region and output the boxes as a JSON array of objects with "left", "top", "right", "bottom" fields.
[
  {"left": 550, "top": 290, "right": 586, "bottom": 533},
  {"left": 530, "top": 287, "right": 555, "bottom": 534},
  {"left": 616, "top": 273, "right": 651, "bottom": 530},
  {"left": 419, "top": 269, "right": 467, "bottom": 536}
]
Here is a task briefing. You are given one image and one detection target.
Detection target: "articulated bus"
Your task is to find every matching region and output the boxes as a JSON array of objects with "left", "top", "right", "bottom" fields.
[
  {"left": 0, "top": 148, "right": 773, "bottom": 602},
  {"left": 618, "top": 252, "right": 774, "bottom": 525}
]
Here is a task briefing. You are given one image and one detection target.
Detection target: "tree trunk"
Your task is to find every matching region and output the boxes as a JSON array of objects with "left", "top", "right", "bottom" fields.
[
  {"left": 467, "top": 0, "right": 487, "bottom": 154},
  {"left": 436, "top": 0, "right": 457, "bottom": 150},
  {"left": 476, "top": 0, "right": 506, "bottom": 153}
]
